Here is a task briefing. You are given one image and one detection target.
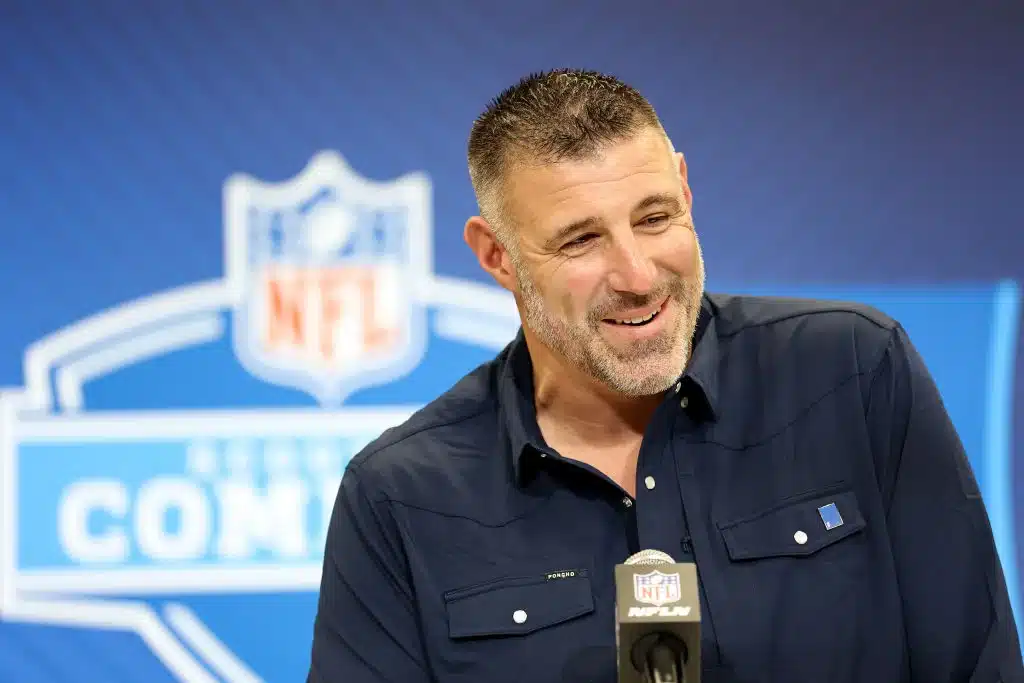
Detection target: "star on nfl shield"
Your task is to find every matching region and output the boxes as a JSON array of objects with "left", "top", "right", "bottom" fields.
[
  {"left": 223, "top": 150, "right": 432, "bottom": 405},
  {"left": 633, "top": 569, "right": 683, "bottom": 607}
]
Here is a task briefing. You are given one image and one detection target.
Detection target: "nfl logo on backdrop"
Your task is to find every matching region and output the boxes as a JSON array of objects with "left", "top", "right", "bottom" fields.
[
  {"left": 634, "top": 570, "right": 682, "bottom": 607},
  {"left": 225, "top": 150, "right": 432, "bottom": 406}
]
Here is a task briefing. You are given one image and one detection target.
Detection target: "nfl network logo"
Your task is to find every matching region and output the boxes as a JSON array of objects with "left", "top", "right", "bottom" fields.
[
  {"left": 634, "top": 570, "right": 682, "bottom": 607},
  {"left": 0, "top": 150, "right": 521, "bottom": 682}
]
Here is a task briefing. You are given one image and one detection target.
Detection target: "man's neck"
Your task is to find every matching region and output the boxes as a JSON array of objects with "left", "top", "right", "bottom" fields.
[{"left": 527, "top": 339, "right": 662, "bottom": 448}]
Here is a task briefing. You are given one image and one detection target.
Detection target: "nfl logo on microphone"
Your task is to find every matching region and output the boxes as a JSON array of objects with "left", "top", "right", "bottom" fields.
[{"left": 633, "top": 570, "right": 683, "bottom": 607}]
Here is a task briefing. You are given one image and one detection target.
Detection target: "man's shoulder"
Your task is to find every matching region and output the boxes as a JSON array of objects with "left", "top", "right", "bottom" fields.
[
  {"left": 707, "top": 291, "right": 899, "bottom": 341},
  {"left": 708, "top": 291, "right": 899, "bottom": 362},
  {"left": 706, "top": 291, "right": 901, "bottom": 390},
  {"left": 345, "top": 345, "right": 508, "bottom": 486}
]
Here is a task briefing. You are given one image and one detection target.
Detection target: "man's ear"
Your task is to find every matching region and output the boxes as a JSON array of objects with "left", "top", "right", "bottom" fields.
[
  {"left": 676, "top": 151, "right": 693, "bottom": 208},
  {"left": 463, "top": 216, "right": 518, "bottom": 293}
]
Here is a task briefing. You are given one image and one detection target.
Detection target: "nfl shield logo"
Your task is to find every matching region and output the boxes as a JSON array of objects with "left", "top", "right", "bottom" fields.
[
  {"left": 223, "top": 151, "right": 432, "bottom": 405},
  {"left": 633, "top": 570, "right": 682, "bottom": 607}
]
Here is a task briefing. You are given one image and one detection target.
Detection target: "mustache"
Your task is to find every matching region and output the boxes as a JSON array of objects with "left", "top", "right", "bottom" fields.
[{"left": 589, "top": 281, "right": 686, "bottom": 321}]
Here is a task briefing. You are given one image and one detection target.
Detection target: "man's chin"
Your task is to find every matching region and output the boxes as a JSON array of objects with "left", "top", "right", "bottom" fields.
[
  {"left": 592, "top": 355, "right": 685, "bottom": 396},
  {"left": 600, "top": 372, "right": 680, "bottom": 398},
  {"left": 596, "top": 335, "right": 681, "bottom": 365}
]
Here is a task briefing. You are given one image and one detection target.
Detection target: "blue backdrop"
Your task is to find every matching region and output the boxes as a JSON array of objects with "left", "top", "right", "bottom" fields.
[{"left": 0, "top": 2, "right": 1021, "bottom": 681}]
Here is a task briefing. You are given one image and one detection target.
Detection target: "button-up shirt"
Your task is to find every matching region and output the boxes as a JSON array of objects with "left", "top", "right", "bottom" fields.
[{"left": 307, "top": 292, "right": 1024, "bottom": 682}]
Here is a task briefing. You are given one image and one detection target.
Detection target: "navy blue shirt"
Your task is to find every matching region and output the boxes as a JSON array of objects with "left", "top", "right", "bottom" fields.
[{"left": 307, "top": 293, "right": 1024, "bottom": 682}]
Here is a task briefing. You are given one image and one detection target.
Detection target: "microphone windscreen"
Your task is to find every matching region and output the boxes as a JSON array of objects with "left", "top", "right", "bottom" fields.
[{"left": 623, "top": 549, "right": 676, "bottom": 566}]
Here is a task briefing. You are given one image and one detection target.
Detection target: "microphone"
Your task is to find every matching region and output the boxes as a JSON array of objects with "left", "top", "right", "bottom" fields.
[{"left": 615, "top": 549, "right": 700, "bottom": 683}]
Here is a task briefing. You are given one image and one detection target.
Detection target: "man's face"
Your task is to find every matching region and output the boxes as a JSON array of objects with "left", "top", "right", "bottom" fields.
[{"left": 500, "top": 127, "right": 705, "bottom": 397}]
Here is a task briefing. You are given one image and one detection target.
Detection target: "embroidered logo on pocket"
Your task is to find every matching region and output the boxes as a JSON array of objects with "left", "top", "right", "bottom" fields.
[{"left": 818, "top": 502, "right": 844, "bottom": 530}]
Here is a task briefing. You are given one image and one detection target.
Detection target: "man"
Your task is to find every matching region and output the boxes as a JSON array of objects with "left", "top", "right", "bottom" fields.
[{"left": 307, "top": 69, "right": 1023, "bottom": 682}]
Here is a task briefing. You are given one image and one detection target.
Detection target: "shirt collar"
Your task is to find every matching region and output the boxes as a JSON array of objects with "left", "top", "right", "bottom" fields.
[{"left": 498, "top": 294, "right": 721, "bottom": 485}]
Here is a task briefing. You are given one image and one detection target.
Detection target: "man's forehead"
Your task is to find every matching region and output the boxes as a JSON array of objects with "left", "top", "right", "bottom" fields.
[
  {"left": 503, "top": 143, "right": 679, "bottom": 226},
  {"left": 512, "top": 129, "right": 672, "bottom": 177}
]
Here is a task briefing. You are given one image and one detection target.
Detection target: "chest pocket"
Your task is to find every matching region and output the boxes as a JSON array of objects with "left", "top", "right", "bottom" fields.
[
  {"left": 711, "top": 488, "right": 873, "bottom": 680},
  {"left": 717, "top": 488, "right": 866, "bottom": 561},
  {"left": 444, "top": 570, "right": 595, "bottom": 639}
]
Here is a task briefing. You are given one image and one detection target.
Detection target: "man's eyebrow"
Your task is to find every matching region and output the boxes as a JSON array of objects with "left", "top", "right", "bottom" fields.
[{"left": 634, "top": 193, "right": 682, "bottom": 213}]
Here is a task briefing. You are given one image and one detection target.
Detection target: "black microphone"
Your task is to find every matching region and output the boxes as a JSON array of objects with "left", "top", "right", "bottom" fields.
[{"left": 615, "top": 549, "right": 700, "bottom": 682}]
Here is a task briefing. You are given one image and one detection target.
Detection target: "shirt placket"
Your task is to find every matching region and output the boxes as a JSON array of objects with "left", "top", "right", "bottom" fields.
[{"left": 632, "top": 394, "right": 691, "bottom": 562}]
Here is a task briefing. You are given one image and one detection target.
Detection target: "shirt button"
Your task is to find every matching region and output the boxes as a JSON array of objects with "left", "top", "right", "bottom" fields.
[
  {"left": 644, "top": 476, "right": 656, "bottom": 490},
  {"left": 673, "top": 381, "right": 682, "bottom": 393},
  {"left": 513, "top": 610, "right": 528, "bottom": 624},
  {"left": 794, "top": 530, "right": 808, "bottom": 545},
  {"left": 680, "top": 395, "right": 689, "bottom": 409},
  {"left": 623, "top": 497, "right": 633, "bottom": 508}
]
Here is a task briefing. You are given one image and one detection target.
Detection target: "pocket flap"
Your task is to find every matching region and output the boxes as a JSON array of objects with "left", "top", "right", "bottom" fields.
[
  {"left": 718, "top": 489, "right": 866, "bottom": 560},
  {"left": 444, "top": 570, "right": 594, "bottom": 639}
]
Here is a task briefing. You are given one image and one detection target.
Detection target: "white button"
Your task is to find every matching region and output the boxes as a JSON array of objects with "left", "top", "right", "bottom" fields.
[
  {"left": 680, "top": 396, "right": 689, "bottom": 409},
  {"left": 539, "top": 453, "right": 547, "bottom": 458},
  {"left": 513, "top": 610, "right": 528, "bottom": 624},
  {"left": 623, "top": 497, "right": 633, "bottom": 508},
  {"left": 794, "top": 530, "right": 808, "bottom": 545},
  {"left": 673, "top": 382, "right": 682, "bottom": 393},
  {"left": 644, "top": 476, "right": 656, "bottom": 490}
]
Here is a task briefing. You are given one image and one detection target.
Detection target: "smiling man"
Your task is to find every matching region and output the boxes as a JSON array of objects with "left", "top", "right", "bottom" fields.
[
  {"left": 307, "top": 69, "right": 1024, "bottom": 682},
  {"left": 463, "top": 105, "right": 706, "bottom": 495}
]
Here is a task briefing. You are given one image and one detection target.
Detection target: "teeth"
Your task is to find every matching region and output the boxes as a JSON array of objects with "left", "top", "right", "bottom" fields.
[{"left": 614, "top": 308, "right": 659, "bottom": 325}]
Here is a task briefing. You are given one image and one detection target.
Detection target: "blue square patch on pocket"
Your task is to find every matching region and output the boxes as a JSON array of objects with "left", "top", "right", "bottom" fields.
[{"left": 818, "top": 502, "right": 844, "bottom": 530}]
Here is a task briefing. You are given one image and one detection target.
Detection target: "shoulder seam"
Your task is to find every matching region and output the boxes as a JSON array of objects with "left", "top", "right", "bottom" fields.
[
  {"left": 347, "top": 400, "right": 497, "bottom": 475},
  {"left": 719, "top": 305, "right": 897, "bottom": 340}
]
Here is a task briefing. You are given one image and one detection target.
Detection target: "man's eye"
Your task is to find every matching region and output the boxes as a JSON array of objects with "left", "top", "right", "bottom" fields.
[
  {"left": 565, "top": 234, "right": 596, "bottom": 248},
  {"left": 642, "top": 215, "right": 669, "bottom": 227}
]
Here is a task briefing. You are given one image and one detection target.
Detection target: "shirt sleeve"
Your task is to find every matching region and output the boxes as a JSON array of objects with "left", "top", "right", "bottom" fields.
[
  {"left": 868, "top": 323, "right": 1024, "bottom": 682},
  {"left": 307, "top": 462, "right": 432, "bottom": 683}
]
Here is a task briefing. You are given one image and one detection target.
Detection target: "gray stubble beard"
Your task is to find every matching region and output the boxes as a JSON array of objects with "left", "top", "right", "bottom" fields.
[{"left": 513, "top": 236, "right": 706, "bottom": 397}]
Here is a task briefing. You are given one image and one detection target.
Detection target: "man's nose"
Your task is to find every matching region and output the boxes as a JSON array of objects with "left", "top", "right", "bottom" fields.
[{"left": 605, "top": 235, "right": 657, "bottom": 294}]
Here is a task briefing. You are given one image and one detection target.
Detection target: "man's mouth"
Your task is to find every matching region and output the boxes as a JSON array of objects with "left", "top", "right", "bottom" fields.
[{"left": 605, "top": 302, "right": 665, "bottom": 327}]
